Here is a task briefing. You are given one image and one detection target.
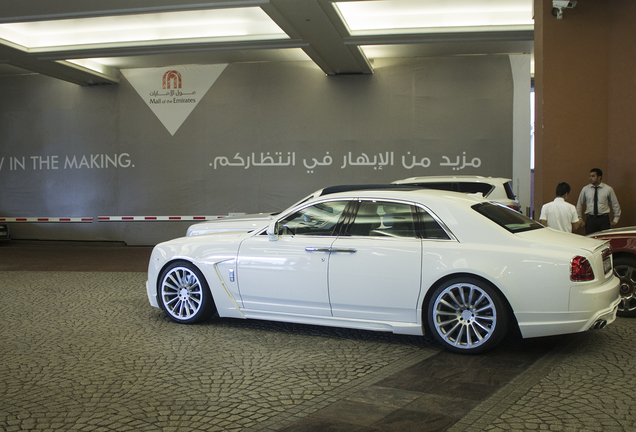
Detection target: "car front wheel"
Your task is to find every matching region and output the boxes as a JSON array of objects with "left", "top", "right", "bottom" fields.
[
  {"left": 613, "top": 256, "right": 636, "bottom": 318},
  {"left": 427, "top": 278, "right": 508, "bottom": 354},
  {"left": 158, "top": 262, "right": 214, "bottom": 324}
]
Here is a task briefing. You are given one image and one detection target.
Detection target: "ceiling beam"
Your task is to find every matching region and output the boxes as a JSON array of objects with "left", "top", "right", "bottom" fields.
[
  {"left": 30, "top": 39, "right": 308, "bottom": 62},
  {"left": 346, "top": 30, "right": 535, "bottom": 47},
  {"left": 265, "top": 0, "right": 372, "bottom": 75},
  {"left": 0, "top": 44, "right": 119, "bottom": 85}
]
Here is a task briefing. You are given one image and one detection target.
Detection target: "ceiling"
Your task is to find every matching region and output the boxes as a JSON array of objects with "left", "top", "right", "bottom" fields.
[{"left": 0, "top": 0, "right": 534, "bottom": 86}]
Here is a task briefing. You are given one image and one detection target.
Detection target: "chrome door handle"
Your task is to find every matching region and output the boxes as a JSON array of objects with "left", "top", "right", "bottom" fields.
[{"left": 305, "top": 247, "right": 357, "bottom": 253}]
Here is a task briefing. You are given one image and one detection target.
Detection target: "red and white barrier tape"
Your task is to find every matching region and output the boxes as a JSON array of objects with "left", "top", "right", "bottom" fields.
[
  {"left": 0, "top": 217, "right": 93, "bottom": 223},
  {"left": 0, "top": 216, "right": 227, "bottom": 223},
  {"left": 97, "top": 216, "right": 226, "bottom": 222}
]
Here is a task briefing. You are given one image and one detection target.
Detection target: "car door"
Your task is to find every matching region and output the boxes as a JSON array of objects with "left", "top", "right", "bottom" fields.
[
  {"left": 236, "top": 200, "right": 349, "bottom": 316},
  {"left": 327, "top": 200, "right": 424, "bottom": 323}
]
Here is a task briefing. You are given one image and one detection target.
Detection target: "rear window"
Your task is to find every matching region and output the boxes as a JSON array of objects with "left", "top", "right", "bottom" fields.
[{"left": 472, "top": 202, "right": 542, "bottom": 234}]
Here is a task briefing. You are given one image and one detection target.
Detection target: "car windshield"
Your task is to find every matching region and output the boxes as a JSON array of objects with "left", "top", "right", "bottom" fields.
[{"left": 472, "top": 202, "right": 543, "bottom": 234}]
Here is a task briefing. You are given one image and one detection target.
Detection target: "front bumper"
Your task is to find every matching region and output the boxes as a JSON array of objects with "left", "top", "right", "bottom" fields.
[{"left": 146, "top": 280, "right": 159, "bottom": 308}]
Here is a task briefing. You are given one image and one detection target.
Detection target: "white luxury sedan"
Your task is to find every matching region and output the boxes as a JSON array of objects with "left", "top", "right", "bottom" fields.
[{"left": 146, "top": 188, "right": 620, "bottom": 354}]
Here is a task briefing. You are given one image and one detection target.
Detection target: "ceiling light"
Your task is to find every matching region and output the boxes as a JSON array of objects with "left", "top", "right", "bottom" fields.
[
  {"left": 335, "top": 0, "right": 533, "bottom": 35},
  {"left": 0, "top": 7, "right": 287, "bottom": 52}
]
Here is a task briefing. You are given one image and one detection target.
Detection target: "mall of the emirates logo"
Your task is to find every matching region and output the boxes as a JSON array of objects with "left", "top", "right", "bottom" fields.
[{"left": 122, "top": 64, "right": 227, "bottom": 136}]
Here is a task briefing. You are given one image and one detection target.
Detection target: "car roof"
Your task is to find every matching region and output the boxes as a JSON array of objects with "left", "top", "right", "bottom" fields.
[
  {"left": 311, "top": 187, "right": 487, "bottom": 207},
  {"left": 319, "top": 184, "right": 423, "bottom": 196},
  {"left": 392, "top": 176, "right": 511, "bottom": 184}
]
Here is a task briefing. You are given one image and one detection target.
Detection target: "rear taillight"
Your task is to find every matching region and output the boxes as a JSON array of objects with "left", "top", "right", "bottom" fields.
[{"left": 571, "top": 256, "right": 595, "bottom": 281}]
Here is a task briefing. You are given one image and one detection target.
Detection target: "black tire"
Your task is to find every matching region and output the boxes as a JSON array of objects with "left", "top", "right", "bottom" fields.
[
  {"left": 157, "top": 261, "right": 215, "bottom": 324},
  {"left": 426, "top": 277, "right": 508, "bottom": 354},
  {"left": 613, "top": 255, "right": 636, "bottom": 318}
]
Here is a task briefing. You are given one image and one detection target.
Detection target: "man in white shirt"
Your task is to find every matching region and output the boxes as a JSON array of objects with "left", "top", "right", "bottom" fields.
[
  {"left": 576, "top": 168, "right": 621, "bottom": 234},
  {"left": 540, "top": 182, "right": 582, "bottom": 233}
]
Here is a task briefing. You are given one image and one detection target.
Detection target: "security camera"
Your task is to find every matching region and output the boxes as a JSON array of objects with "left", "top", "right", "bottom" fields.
[{"left": 552, "top": 0, "right": 577, "bottom": 19}]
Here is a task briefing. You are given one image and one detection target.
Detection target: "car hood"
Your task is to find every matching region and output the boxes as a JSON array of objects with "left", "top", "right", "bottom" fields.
[
  {"left": 218, "top": 212, "right": 277, "bottom": 221},
  {"left": 516, "top": 227, "right": 608, "bottom": 253},
  {"left": 187, "top": 212, "right": 275, "bottom": 236}
]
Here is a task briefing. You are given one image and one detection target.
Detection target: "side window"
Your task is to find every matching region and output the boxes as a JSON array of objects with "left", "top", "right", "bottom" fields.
[
  {"left": 417, "top": 208, "right": 451, "bottom": 240},
  {"left": 278, "top": 201, "right": 347, "bottom": 236},
  {"left": 350, "top": 201, "right": 417, "bottom": 238}
]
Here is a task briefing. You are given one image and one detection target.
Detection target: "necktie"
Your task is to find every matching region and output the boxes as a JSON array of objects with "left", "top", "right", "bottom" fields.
[{"left": 593, "top": 186, "right": 598, "bottom": 216}]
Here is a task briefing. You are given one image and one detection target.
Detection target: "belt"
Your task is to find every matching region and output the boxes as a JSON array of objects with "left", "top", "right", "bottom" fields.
[{"left": 586, "top": 213, "right": 609, "bottom": 218}]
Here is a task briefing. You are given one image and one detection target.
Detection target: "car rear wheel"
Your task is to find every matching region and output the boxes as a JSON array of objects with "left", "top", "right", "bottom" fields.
[
  {"left": 613, "top": 256, "right": 636, "bottom": 318},
  {"left": 158, "top": 262, "right": 214, "bottom": 324},
  {"left": 427, "top": 278, "right": 508, "bottom": 354}
]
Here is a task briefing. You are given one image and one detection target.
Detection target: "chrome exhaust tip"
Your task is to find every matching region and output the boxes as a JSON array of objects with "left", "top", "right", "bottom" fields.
[{"left": 590, "top": 320, "right": 607, "bottom": 330}]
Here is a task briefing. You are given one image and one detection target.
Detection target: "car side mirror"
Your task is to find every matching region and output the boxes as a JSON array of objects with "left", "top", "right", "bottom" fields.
[{"left": 267, "top": 220, "right": 279, "bottom": 241}]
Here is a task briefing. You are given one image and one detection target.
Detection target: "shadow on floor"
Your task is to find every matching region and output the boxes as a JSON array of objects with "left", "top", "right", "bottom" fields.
[{"left": 0, "top": 240, "right": 152, "bottom": 272}]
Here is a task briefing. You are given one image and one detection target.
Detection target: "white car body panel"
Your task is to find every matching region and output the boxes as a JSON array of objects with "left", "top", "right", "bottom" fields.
[
  {"left": 327, "top": 236, "right": 423, "bottom": 323},
  {"left": 147, "top": 189, "right": 620, "bottom": 344},
  {"left": 237, "top": 235, "right": 334, "bottom": 316}
]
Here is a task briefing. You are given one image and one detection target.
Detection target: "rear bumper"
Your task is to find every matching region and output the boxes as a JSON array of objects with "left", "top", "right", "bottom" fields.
[{"left": 517, "top": 276, "right": 620, "bottom": 339}]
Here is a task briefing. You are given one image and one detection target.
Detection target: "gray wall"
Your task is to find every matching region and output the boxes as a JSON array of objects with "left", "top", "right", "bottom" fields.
[{"left": 0, "top": 56, "right": 515, "bottom": 245}]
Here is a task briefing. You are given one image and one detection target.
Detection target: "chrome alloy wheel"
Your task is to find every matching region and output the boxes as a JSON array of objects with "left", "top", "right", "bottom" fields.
[
  {"left": 432, "top": 282, "right": 497, "bottom": 349},
  {"left": 160, "top": 266, "right": 204, "bottom": 320},
  {"left": 614, "top": 263, "right": 636, "bottom": 317}
]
